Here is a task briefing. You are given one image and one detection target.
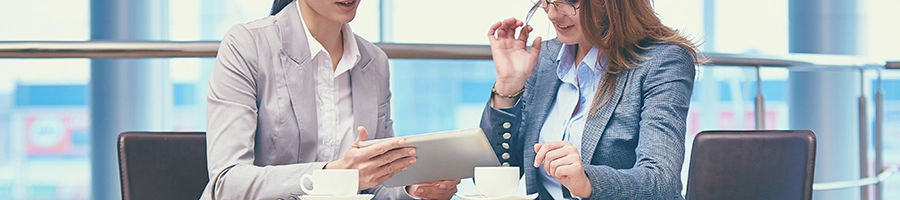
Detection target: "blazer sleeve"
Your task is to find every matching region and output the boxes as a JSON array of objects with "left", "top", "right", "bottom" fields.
[
  {"left": 205, "top": 24, "right": 329, "bottom": 200},
  {"left": 583, "top": 45, "right": 695, "bottom": 199},
  {"left": 479, "top": 97, "right": 524, "bottom": 166},
  {"left": 479, "top": 84, "right": 531, "bottom": 178}
]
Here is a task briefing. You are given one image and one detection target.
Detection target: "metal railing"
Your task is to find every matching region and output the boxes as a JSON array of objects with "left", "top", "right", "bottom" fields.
[
  {"left": 0, "top": 41, "right": 897, "bottom": 195},
  {"left": 0, "top": 41, "right": 893, "bottom": 69}
]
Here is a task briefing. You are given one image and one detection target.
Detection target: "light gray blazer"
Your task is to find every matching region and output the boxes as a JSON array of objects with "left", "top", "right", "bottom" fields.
[
  {"left": 481, "top": 39, "right": 696, "bottom": 199},
  {"left": 202, "top": 1, "right": 410, "bottom": 199}
]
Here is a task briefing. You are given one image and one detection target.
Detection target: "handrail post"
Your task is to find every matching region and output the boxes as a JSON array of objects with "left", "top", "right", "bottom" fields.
[
  {"left": 754, "top": 65, "right": 765, "bottom": 130},
  {"left": 875, "top": 70, "right": 884, "bottom": 200},
  {"left": 859, "top": 69, "right": 869, "bottom": 200}
]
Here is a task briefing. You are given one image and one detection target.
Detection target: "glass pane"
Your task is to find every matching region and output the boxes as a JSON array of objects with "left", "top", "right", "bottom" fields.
[
  {"left": 0, "top": 1, "right": 89, "bottom": 41},
  {"left": 705, "top": 0, "right": 788, "bottom": 54},
  {"left": 389, "top": 59, "right": 497, "bottom": 136},
  {"left": 654, "top": 0, "right": 704, "bottom": 45},
  {"left": 390, "top": 0, "right": 552, "bottom": 44},
  {"left": 169, "top": 58, "right": 212, "bottom": 131},
  {"left": 880, "top": 70, "right": 900, "bottom": 199},
  {"left": 1, "top": 1, "right": 92, "bottom": 198},
  {"left": 0, "top": 59, "right": 92, "bottom": 200},
  {"left": 862, "top": 0, "right": 900, "bottom": 60},
  {"left": 168, "top": 0, "right": 271, "bottom": 41}
]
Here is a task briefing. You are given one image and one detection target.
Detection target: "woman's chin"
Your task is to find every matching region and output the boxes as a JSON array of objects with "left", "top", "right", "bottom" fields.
[
  {"left": 331, "top": 14, "right": 357, "bottom": 24},
  {"left": 557, "top": 37, "right": 580, "bottom": 45}
]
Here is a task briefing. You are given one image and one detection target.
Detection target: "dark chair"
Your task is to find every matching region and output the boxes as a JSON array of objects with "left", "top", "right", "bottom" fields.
[
  {"left": 685, "top": 130, "right": 816, "bottom": 200},
  {"left": 117, "top": 132, "right": 208, "bottom": 200}
]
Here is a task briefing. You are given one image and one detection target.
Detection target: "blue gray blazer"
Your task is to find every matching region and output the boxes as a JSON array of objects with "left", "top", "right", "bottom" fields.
[
  {"left": 202, "top": 1, "right": 411, "bottom": 199},
  {"left": 480, "top": 39, "right": 696, "bottom": 199}
]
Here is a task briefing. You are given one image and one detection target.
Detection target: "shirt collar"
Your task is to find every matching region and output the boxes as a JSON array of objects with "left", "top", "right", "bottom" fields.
[
  {"left": 335, "top": 24, "right": 361, "bottom": 75},
  {"left": 556, "top": 44, "right": 605, "bottom": 80},
  {"left": 297, "top": 3, "right": 361, "bottom": 74},
  {"left": 297, "top": 5, "right": 324, "bottom": 58}
]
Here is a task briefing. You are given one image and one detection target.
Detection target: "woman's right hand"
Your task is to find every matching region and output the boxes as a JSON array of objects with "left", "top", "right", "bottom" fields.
[
  {"left": 325, "top": 126, "right": 417, "bottom": 191},
  {"left": 487, "top": 17, "right": 542, "bottom": 102}
]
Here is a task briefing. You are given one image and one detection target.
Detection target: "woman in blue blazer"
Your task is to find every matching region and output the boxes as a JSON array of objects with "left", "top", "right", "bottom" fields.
[{"left": 480, "top": 0, "right": 702, "bottom": 199}]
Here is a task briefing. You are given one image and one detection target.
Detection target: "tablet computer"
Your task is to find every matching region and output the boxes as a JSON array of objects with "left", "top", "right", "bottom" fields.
[{"left": 357, "top": 128, "right": 501, "bottom": 187}]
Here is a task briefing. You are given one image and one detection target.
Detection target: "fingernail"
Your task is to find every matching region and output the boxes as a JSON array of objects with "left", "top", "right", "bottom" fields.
[
  {"left": 409, "top": 149, "right": 416, "bottom": 155},
  {"left": 416, "top": 188, "right": 424, "bottom": 194},
  {"left": 410, "top": 158, "right": 417, "bottom": 164},
  {"left": 439, "top": 184, "right": 446, "bottom": 188}
]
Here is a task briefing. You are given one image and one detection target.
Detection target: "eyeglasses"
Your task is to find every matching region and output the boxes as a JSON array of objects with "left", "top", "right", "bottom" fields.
[
  {"left": 525, "top": 1, "right": 541, "bottom": 25},
  {"left": 540, "top": 0, "right": 581, "bottom": 16},
  {"left": 525, "top": 0, "right": 580, "bottom": 25}
]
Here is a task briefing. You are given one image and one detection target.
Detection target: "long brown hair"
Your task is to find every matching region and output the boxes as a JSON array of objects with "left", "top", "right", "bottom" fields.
[{"left": 579, "top": 0, "right": 702, "bottom": 115}]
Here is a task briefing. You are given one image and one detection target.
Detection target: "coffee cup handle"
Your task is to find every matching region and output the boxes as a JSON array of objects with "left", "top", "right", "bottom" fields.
[{"left": 300, "top": 174, "right": 314, "bottom": 194}]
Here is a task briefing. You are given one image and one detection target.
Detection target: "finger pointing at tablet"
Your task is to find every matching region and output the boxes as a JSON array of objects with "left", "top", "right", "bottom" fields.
[
  {"left": 326, "top": 126, "right": 418, "bottom": 191},
  {"left": 533, "top": 142, "right": 593, "bottom": 197}
]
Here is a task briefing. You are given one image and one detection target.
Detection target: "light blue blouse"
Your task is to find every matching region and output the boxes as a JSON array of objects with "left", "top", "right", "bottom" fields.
[{"left": 538, "top": 44, "right": 605, "bottom": 199}]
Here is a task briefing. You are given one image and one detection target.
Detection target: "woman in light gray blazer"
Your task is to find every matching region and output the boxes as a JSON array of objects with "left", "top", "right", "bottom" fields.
[
  {"left": 202, "top": 0, "right": 459, "bottom": 199},
  {"left": 481, "top": 0, "right": 703, "bottom": 199}
]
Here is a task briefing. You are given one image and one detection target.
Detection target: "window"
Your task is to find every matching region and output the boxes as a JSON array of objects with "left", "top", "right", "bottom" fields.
[{"left": 1, "top": 0, "right": 897, "bottom": 199}]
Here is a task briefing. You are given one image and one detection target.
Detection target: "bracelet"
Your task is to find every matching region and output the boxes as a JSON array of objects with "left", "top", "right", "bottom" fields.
[{"left": 492, "top": 85, "right": 525, "bottom": 99}]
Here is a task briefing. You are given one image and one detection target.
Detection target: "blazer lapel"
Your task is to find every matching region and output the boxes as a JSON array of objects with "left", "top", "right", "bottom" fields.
[
  {"left": 351, "top": 40, "right": 377, "bottom": 140},
  {"left": 525, "top": 48, "right": 564, "bottom": 147},
  {"left": 523, "top": 40, "right": 563, "bottom": 194},
  {"left": 580, "top": 70, "right": 632, "bottom": 164},
  {"left": 524, "top": 39, "right": 563, "bottom": 172},
  {"left": 276, "top": 1, "right": 318, "bottom": 162}
]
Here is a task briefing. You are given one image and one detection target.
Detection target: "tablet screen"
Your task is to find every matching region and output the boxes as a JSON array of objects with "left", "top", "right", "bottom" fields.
[{"left": 358, "top": 128, "right": 501, "bottom": 187}]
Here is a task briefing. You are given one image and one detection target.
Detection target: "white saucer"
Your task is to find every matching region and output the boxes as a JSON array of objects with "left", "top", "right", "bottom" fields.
[
  {"left": 455, "top": 193, "right": 539, "bottom": 200},
  {"left": 297, "top": 194, "right": 374, "bottom": 200}
]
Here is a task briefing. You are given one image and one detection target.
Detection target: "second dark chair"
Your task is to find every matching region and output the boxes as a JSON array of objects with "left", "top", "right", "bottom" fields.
[{"left": 685, "top": 130, "right": 817, "bottom": 200}]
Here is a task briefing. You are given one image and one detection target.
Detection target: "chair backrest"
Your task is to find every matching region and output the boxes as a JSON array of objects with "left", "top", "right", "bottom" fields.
[
  {"left": 117, "top": 132, "right": 208, "bottom": 200},
  {"left": 685, "top": 130, "right": 816, "bottom": 200}
]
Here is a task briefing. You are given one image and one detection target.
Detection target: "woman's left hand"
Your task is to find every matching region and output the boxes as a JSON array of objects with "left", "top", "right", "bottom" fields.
[
  {"left": 406, "top": 179, "right": 460, "bottom": 200},
  {"left": 534, "top": 141, "right": 592, "bottom": 198}
]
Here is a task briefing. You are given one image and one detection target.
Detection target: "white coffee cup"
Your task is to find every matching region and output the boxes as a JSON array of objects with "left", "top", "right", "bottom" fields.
[
  {"left": 300, "top": 169, "right": 359, "bottom": 196},
  {"left": 474, "top": 166, "right": 519, "bottom": 197}
]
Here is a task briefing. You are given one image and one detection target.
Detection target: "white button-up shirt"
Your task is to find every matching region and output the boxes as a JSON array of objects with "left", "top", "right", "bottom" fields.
[{"left": 297, "top": 5, "right": 361, "bottom": 162}]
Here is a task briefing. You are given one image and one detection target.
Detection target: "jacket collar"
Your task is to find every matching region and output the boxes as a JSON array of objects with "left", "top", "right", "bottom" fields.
[{"left": 275, "top": 1, "right": 373, "bottom": 72}]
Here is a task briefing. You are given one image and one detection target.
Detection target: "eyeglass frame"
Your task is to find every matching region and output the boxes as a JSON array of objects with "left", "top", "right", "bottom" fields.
[
  {"left": 525, "top": 0, "right": 581, "bottom": 25},
  {"left": 540, "top": 0, "right": 581, "bottom": 16}
]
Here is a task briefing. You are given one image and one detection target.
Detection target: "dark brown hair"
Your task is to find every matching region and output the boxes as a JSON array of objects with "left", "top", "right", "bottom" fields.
[
  {"left": 271, "top": 0, "right": 294, "bottom": 15},
  {"left": 579, "top": 0, "right": 702, "bottom": 115}
]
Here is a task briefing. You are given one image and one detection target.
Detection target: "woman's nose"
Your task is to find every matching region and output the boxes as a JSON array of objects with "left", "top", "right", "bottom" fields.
[{"left": 545, "top": 5, "right": 564, "bottom": 21}]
